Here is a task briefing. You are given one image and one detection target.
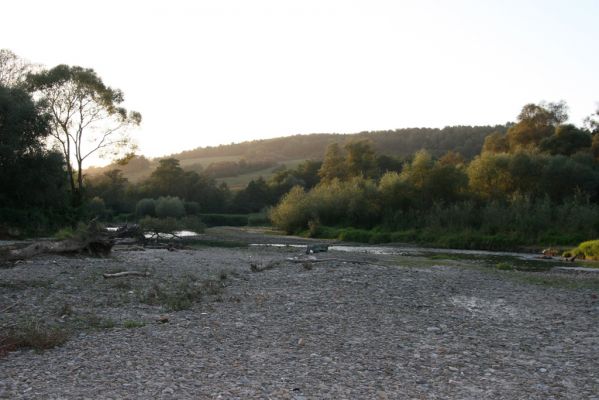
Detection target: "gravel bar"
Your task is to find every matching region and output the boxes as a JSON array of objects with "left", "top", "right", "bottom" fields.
[{"left": 1, "top": 241, "right": 598, "bottom": 399}]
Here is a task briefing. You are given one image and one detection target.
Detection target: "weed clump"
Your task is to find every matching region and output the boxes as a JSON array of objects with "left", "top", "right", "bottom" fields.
[
  {"left": 0, "top": 319, "right": 69, "bottom": 356},
  {"left": 138, "top": 278, "right": 223, "bottom": 311}
]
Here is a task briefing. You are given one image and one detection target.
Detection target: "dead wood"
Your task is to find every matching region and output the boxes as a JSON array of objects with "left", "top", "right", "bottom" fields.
[{"left": 1, "top": 233, "right": 114, "bottom": 262}]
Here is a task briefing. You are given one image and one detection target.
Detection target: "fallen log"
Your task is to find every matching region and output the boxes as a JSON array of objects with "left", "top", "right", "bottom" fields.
[{"left": 102, "top": 271, "right": 150, "bottom": 279}]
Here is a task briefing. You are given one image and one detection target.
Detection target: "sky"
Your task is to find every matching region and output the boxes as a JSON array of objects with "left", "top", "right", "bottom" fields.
[{"left": 2, "top": 0, "right": 599, "bottom": 166}]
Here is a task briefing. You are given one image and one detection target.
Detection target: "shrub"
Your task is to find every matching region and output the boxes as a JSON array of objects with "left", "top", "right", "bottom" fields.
[
  {"left": 139, "top": 216, "right": 180, "bottom": 237},
  {"left": 248, "top": 212, "right": 270, "bottom": 226},
  {"left": 184, "top": 201, "right": 201, "bottom": 215},
  {"left": 136, "top": 198, "right": 156, "bottom": 217},
  {"left": 338, "top": 228, "right": 373, "bottom": 243},
  {"left": 86, "top": 197, "right": 107, "bottom": 220},
  {"left": 155, "top": 196, "right": 185, "bottom": 218},
  {"left": 180, "top": 215, "right": 206, "bottom": 233},
  {"left": 1, "top": 319, "right": 69, "bottom": 355},
  {"left": 200, "top": 214, "right": 248, "bottom": 227},
  {"left": 568, "top": 239, "right": 599, "bottom": 260}
]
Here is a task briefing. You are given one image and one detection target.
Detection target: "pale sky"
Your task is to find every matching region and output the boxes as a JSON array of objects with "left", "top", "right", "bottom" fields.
[{"left": 2, "top": 0, "right": 599, "bottom": 166}]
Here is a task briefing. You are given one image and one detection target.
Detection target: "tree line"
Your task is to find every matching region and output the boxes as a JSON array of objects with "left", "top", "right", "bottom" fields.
[
  {"left": 268, "top": 101, "right": 599, "bottom": 249},
  {"left": 2, "top": 47, "right": 599, "bottom": 249}
]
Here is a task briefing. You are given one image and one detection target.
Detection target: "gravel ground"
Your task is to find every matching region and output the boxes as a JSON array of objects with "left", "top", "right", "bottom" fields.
[{"left": 1, "top": 230, "right": 599, "bottom": 399}]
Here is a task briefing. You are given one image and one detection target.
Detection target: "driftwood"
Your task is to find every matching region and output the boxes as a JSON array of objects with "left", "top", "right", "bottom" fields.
[
  {"left": 1, "top": 221, "right": 115, "bottom": 262},
  {"left": 2, "top": 237, "right": 114, "bottom": 261},
  {"left": 102, "top": 271, "right": 150, "bottom": 279}
]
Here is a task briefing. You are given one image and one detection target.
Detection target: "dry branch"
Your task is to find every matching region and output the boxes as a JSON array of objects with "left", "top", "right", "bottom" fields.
[{"left": 102, "top": 271, "right": 150, "bottom": 279}]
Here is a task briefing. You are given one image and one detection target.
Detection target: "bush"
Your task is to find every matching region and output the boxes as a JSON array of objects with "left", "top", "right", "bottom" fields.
[
  {"left": 86, "top": 197, "right": 107, "bottom": 220},
  {"left": 568, "top": 239, "right": 599, "bottom": 260},
  {"left": 248, "top": 212, "right": 270, "bottom": 226},
  {"left": 139, "top": 216, "right": 180, "bottom": 237},
  {"left": 180, "top": 216, "right": 206, "bottom": 233},
  {"left": 200, "top": 214, "right": 248, "bottom": 227},
  {"left": 338, "top": 228, "right": 373, "bottom": 243},
  {"left": 184, "top": 201, "right": 201, "bottom": 215},
  {"left": 136, "top": 198, "right": 156, "bottom": 217},
  {"left": 155, "top": 196, "right": 185, "bottom": 218}
]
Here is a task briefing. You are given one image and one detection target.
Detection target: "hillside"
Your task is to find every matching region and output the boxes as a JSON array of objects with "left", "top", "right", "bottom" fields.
[{"left": 86, "top": 125, "right": 506, "bottom": 187}]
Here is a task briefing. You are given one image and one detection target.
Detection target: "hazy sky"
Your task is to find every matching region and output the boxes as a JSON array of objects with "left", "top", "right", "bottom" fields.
[{"left": 2, "top": 0, "right": 598, "bottom": 165}]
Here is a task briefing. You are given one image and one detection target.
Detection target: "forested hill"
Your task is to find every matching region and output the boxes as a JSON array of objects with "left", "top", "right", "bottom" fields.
[
  {"left": 174, "top": 125, "right": 506, "bottom": 161},
  {"left": 86, "top": 125, "right": 507, "bottom": 183}
]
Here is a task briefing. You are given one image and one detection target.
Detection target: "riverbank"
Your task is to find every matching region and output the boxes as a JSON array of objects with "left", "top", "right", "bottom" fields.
[{"left": 1, "top": 229, "right": 598, "bottom": 398}]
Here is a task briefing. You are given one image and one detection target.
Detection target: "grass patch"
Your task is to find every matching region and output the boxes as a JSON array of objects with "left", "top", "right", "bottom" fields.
[
  {"left": 495, "top": 262, "right": 513, "bottom": 271},
  {"left": 137, "top": 277, "right": 224, "bottom": 311},
  {"left": 0, "top": 319, "right": 69, "bottom": 355},
  {"left": 309, "top": 225, "right": 581, "bottom": 251},
  {"left": 83, "top": 314, "right": 117, "bottom": 329},
  {"left": 509, "top": 272, "right": 599, "bottom": 290},
  {"left": 187, "top": 239, "right": 248, "bottom": 248},
  {"left": 0, "top": 279, "right": 52, "bottom": 290},
  {"left": 123, "top": 320, "right": 145, "bottom": 329}
]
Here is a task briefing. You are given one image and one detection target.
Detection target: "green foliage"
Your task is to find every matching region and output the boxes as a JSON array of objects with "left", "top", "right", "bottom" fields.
[
  {"left": 139, "top": 216, "right": 181, "bottom": 237},
  {"left": 155, "top": 196, "right": 185, "bottom": 218},
  {"left": 27, "top": 64, "right": 141, "bottom": 206},
  {"left": 135, "top": 198, "right": 156, "bottom": 217},
  {"left": 1, "top": 319, "right": 69, "bottom": 353},
  {"left": 86, "top": 197, "right": 107, "bottom": 219},
  {"left": 506, "top": 102, "right": 566, "bottom": 150},
  {"left": 248, "top": 212, "right": 270, "bottom": 226},
  {"left": 200, "top": 213, "right": 248, "bottom": 227},
  {"left": 180, "top": 215, "right": 206, "bottom": 233},
  {"left": 496, "top": 262, "right": 513, "bottom": 270},
  {"left": 139, "top": 215, "right": 205, "bottom": 237},
  {"left": 568, "top": 240, "right": 599, "bottom": 260},
  {"left": 0, "top": 84, "right": 70, "bottom": 235},
  {"left": 184, "top": 201, "right": 201, "bottom": 215},
  {"left": 319, "top": 143, "right": 347, "bottom": 182},
  {"left": 123, "top": 320, "right": 145, "bottom": 329},
  {"left": 540, "top": 124, "right": 591, "bottom": 156},
  {"left": 138, "top": 278, "right": 222, "bottom": 311}
]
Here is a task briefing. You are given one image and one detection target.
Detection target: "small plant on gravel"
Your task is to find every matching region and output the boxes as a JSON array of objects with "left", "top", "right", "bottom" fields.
[
  {"left": 84, "top": 314, "right": 117, "bottom": 329},
  {"left": 0, "top": 319, "right": 69, "bottom": 355},
  {"left": 496, "top": 262, "right": 513, "bottom": 271},
  {"left": 110, "top": 279, "right": 133, "bottom": 290},
  {"left": 55, "top": 302, "right": 73, "bottom": 317},
  {"left": 123, "top": 320, "right": 145, "bottom": 329},
  {"left": 137, "top": 278, "right": 224, "bottom": 311}
]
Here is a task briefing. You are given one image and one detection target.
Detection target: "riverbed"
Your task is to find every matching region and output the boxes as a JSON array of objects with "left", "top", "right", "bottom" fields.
[{"left": 1, "top": 227, "right": 598, "bottom": 398}]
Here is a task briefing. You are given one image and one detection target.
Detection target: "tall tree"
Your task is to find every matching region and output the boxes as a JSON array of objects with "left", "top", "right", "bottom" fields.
[
  {"left": 318, "top": 143, "right": 347, "bottom": 182},
  {"left": 345, "top": 140, "right": 378, "bottom": 178},
  {"left": 0, "top": 84, "right": 68, "bottom": 210},
  {"left": 0, "top": 49, "right": 34, "bottom": 88},
  {"left": 506, "top": 101, "right": 568, "bottom": 151},
  {"left": 27, "top": 65, "right": 141, "bottom": 205}
]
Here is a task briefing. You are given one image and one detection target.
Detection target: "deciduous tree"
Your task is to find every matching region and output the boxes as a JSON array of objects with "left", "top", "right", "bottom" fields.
[{"left": 27, "top": 65, "right": 141, "bottom": 205}]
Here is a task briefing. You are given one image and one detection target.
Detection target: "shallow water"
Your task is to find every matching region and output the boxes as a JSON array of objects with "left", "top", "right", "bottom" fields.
[{"left": 249, "top": 242, "right": 543, "bottom": 261}]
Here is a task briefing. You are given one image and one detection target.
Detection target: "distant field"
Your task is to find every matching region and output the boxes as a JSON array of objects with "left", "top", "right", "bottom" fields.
[
  {"left": 219, "top": 158, "right": 307, "bottom": 190},
  {"left": 178, "top": 155, "right": 242, "bottom": 168}
]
